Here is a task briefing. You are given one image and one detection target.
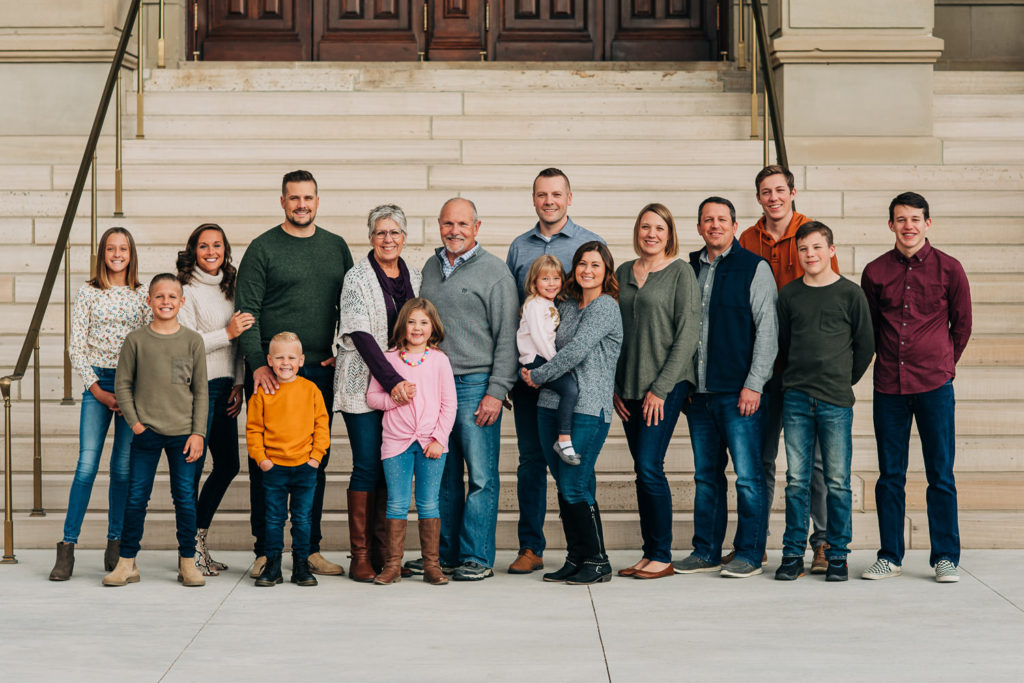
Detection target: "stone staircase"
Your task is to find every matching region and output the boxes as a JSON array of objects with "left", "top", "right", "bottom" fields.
[{"left": 0, "top": 63, "right": 1021, "bottom": 552}]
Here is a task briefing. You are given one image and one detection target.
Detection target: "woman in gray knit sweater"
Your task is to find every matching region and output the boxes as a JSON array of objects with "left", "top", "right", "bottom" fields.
[{"left": 523, "top": 241, "right": 623, "bottom": 585}]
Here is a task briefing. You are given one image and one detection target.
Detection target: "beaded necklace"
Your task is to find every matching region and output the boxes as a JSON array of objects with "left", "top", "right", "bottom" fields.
[{"left": 399, "top": 347, "right": 429, "bottom": 366}]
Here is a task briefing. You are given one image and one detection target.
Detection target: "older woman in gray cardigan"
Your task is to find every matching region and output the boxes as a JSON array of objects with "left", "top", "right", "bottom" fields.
[
  {"left": 333, "top": 204, "right": 421, "bottom": 582},
  {"left": 523, "top": 241, "right": 622, "bottom": 585}
]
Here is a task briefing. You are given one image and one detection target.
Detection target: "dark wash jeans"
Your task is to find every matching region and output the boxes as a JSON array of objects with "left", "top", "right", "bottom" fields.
[
  {"left": 537, "top": 408, "right": 607, "bottom": 505},
  {"left": 120, "top": 429, "right": 200, "bottom": 559},
  {"left": 341, "top": 409, "right": 385, "bottom": 492},
  {"left": 686, "top": 392, "right": 767, "bottom": 567},
  {"left": 621, "top": 381, "right": 690, "bottom": 563},
  {"left": 873, "top": 380, "right": 959, "bottom": 567},
  {"left": 245, "top": 362, "right": 335, "bottom": 557},
  {"left": 511, "top": 380, "right": 548, "bottom": 555},
  {"left": 194, "top": 377, "right": 241, "bottom": 529},
  {"left": 263, "top": 461, "right": 318, "bottom": 559}
]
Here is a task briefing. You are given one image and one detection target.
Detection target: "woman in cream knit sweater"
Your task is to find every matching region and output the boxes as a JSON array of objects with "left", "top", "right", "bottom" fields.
[{"left": 177, "top": 223, "right": 254, "bottom": 575}]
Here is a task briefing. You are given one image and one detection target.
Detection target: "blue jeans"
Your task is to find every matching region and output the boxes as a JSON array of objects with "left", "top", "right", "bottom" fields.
[
  {"left": 621, "top": 381, "right": 689, "bottom": 563},
  {"left": 538, "top": 408, "right": 608, "bottom": 505},
  {"left": 245, "top": 362, "right": 334, "bottom": 556},
  {"left": 438, "top": 373, "right": 501, "bottom": 568},
  {"left": 686, "top": 392, "right": 767, "bottom": 566},
  {"left": 381, "top": 442, "right": 447, "bottom": 519},
  {"left": 781, "top": 390, "right": 853, "bottom": 560},
  {"left": 524, "top": 358, "right": 578, "bottom": 435},
  {"left": 511, "top": 380, "right": 548, "bottom": 555},
  {"left": 119, "top": 430, "right": 200, "bottom": 559},
  {"left": 341, "top": 410, "right": 385, "bottom": 492},
  {"left": 263, "top": 462, "right": 318, "bottom": 558},
  {"left": 759, "top": 374, "right": 828, "bottom": 546},
  {"left": 63, "top": 367, "right": 132, "bottom": 544},
  {"left": 194, "top": 377, "right": 240, "bottom": 529},
  {"left": 873, "top": 380, "right": 959, "bottom": 567}
]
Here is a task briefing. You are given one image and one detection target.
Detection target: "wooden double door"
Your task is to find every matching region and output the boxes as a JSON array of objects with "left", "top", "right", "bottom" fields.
[{"left": 193, "top": 0, "right": 724, "bottom": 61}]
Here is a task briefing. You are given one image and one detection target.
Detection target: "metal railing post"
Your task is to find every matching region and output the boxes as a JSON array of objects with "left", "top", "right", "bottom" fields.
[
  {"left": 157, "top": 0, "right": 166, "bottom": 68},
  {"left": 750, "top": 0, "right": 788, "bottom": 168},
  {"left": 749, "top": 21, "right": 758, "bottom": 140},
  {"left": 91, "top": 151, "right": 98, "bottom": 275},
  {"left": 61, "top": 239, "right": 73, "bottom": 405},
  {"left": 31, "top": 341, "right": 43, "bottom": 517},
  {"left": 136, "top": 5, "right": 145, "bottom": 139},
  {"left": 1, "top": 377, "right": 16, "bottom": 564},
  {"left": 114, "top": 70, "right": 124, "bottom": 217}
]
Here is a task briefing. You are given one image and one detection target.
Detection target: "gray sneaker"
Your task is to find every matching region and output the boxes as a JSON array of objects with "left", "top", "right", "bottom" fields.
[
  {"left": 721, "top": 559, "right": 764, "bottom": 578},
  {"left": 935, "top": 559, "right": 960, "bottom": 583},
  {"left": 403, "top": 557, "right": 458, "bottom": 576},
  {"left": 672, "top": 554, "right": 721, "bottom": 574},
  {"left": 861, "top": 557, "right": 902, "bottom": 580},
  {"left": 452, "top": 561, "right": 494, "bottom": 581}
]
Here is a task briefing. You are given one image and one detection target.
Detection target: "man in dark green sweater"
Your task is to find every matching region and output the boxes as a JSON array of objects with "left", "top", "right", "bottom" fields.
[
  {"left": 235, "top": 170, "right": 353, "bottom": 578},
  {"left": 774, "top": 221, "right": 874, "bottom": 582}
]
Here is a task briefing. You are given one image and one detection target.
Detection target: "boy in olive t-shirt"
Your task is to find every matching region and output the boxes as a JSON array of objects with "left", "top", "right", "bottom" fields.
[
  {"left": 105, "top": 274, "right": 208, "bottom": 588},
  {"left": 774, "top": 222, "right": 874, "bottom": 583}
]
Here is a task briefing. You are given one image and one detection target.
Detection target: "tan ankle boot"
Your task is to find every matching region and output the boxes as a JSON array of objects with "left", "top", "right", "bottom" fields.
[
  {"left": 178, "top": 555, "right": 206, "bottom": 587},
  {"left": 249, "top": 555, "right": 267, "bottom": 579},
  {"left": 308, "top": 552, "right": 344, "bottom": 576},
  {"left": 103, "top": 557, "right": 139, "bottom": 587},
  {"left": 374, "top": 519, "right": 407, "bottom": 585}
]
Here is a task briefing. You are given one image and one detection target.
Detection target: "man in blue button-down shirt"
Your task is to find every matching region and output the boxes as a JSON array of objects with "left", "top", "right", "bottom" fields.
[{"left": 504, "top": 168, "right": 604, "bottom": 574}]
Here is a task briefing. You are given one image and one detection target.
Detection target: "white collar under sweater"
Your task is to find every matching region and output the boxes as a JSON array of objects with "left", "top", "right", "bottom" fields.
[{"left": 179, "top": 268, "right": 243, "bottom": 384}]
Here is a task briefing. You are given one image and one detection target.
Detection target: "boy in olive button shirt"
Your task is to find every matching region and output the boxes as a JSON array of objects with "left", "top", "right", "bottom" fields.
[{"left": 774, "top": 223, "right": 873, "bottom": 583}]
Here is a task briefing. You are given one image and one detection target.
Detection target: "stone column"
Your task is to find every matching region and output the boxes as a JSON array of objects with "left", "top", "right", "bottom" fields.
[{"left": 767, "top": 0, "right": 945, "bottom": 164}]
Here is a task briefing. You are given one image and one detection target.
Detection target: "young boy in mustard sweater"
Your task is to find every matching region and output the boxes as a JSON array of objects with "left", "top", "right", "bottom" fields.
[{"left": 247, "top": 331, "right": 330, "bottom": 587}]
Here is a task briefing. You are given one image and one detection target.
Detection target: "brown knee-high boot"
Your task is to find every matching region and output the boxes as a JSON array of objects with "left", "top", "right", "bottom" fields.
[
  {"left": 419, "top": 518, "right": 448, "bottom": 585},
  {"left": 373, "top": 518, "right": 407, "bottom": 585},
  {"left": 370, "top": 487, "right": 388, "bottom": 572},
  {"left": 346, "top": 490, "right": 376, "bottom": 582}
]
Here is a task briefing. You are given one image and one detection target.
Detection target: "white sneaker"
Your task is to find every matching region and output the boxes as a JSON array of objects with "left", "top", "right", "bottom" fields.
[
  {"left": 861, "top": 557, "right": 902, "bottom": 580},
  {"left": 935, "top": 559, "right": 960, "bottom": 583}
]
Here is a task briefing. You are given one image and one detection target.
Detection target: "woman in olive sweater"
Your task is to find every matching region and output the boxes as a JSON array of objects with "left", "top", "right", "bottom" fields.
[{"left": 613, "top": 204, "right": 701, "bottom": 580}]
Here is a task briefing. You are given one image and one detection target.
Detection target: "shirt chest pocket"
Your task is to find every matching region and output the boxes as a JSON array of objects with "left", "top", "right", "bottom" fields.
[
  {"left": 917, "top": 285, "right": 946, "bottom": 315},
  {"left": 171, "top": 357, "right": 194, "bottom": 386},
  {"left": 819, "top": 310, "right": 847, "bottom": 335}
]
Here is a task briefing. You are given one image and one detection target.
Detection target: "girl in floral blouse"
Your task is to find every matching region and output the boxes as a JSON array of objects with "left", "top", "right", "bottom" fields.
[{"left": 49, "top": 227, "right": 151, "bottom": 581}]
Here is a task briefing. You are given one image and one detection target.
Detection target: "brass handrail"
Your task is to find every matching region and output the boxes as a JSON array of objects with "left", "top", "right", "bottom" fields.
[
  {"left": 749, "top": 0, "right": 788, "bottom": 168},
  {"left": 1, "top": 0, "right": 143, "bottom": 565}
]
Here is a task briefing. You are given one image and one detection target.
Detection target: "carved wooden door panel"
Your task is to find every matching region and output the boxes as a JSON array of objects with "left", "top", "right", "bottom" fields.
[
  {"left": 489, "top": 0, "right": 599, "bottom": 60},
  {"left": 315, "top": 0, "right": 425, "bottom": 60},
  {"left": 426, "top": 0, "right": 487, "bottom": 61},
  {"left": 194, "top": 0, "right": 314, "bottom": 61},
  {"left": 606, "top": 0, "right": 718, "bottom": 61}
]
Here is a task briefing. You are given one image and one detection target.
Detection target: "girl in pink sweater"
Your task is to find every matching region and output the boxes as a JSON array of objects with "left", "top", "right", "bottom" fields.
[{"left": 366, "top": 298, "right": 456, "bottom": 586}]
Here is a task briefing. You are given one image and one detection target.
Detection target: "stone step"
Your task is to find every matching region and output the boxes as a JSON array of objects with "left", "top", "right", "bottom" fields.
[
  {"left": 144, "top": 62, "right": 729, "bottom": 94},
  {"left": 934, "top": 71, "right": 1024, "bottom": 95},
  {"left": 141, "top": 114, "right": 755, "bottom": 142},
  {"left": 0, "top": 510, "right": 886, "bottom": 551},
  {"left": 14, "top": 471, "right": 1024, "bottom": 517},
  {"left": 934, "top": 119, "right": 1024, "bottom": 139},
  {"left": 934, "top": 94, "right": 1024, "bottom": 118},
  {"left": 10, "top": 509, "right": 1023, "bottom": 551},
  {"left": 1, "top": 394, "right": 1022, "bottom": 442},
  {"left": 944, "top": 140, "right": 1024, "bottom": 165},
  {"left": 5, "top": 434, "right": 1022, "bottom": 478}
]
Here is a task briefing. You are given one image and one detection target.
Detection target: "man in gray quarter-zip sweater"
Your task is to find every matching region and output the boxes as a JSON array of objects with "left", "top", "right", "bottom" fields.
[{"left": 412, "top": 198, "right": 519, "bottom": 582}]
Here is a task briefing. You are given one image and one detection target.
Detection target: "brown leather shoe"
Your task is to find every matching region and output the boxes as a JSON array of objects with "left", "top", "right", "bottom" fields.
[
  {"left": 811, "top": 543, "right": 830, "bottom": 574},
  {"left": 633, "top": 564, "right": 675, "bottom": 580},
  {"left": 308, "top": 552, "right": 345, "bottom": 576},
  {"left": 346, "top": 490, "right": 376, "bottom": 582},
  {"left": 508, "top": 548, "right": 544, "bottom": 574},
  {"left": 618, "top": 567, "right": 638, "bottom": 577}
]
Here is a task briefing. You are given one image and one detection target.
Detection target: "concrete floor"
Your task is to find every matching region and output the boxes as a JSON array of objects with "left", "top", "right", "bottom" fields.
[{"left": 1, "top": 549, "right": 1022, "bottom": 682}]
